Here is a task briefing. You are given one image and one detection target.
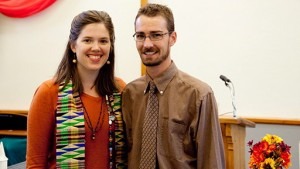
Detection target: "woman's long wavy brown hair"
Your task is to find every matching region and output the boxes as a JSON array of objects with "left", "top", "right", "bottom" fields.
[{"left": 55, "top": 10, "right": 117, "bottom": 96}]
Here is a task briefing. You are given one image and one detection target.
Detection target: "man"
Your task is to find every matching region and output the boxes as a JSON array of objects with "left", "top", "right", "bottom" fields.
[{"left": 122, "top": 3, "right": 225, "bottom": 169}]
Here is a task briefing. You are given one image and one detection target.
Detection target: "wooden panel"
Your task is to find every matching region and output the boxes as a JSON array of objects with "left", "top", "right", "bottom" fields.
[
  {"left": 0, "top": 130, "right": 27, "bottom": 136},
  {"left": 220, "top": 117, "right": 255, "bottom": 169}
]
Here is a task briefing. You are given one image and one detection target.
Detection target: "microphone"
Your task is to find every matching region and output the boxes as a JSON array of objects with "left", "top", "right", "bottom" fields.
[
  {"left": 219, "top": 75, "right": 237, "bottom": 118},
  {"left": 220, "top": 75, "right": 231, "bottom": 83}
]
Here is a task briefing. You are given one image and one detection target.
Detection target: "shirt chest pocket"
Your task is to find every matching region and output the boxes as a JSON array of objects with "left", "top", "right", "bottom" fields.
[{"left": 158, "top": 119, "right": 187, "bottom": 158}]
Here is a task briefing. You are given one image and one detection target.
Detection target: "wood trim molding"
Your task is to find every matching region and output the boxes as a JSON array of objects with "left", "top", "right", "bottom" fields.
[
  {"left": 219, "top": 115, "right": 300, "bottom": 126},
  {"left": 141, "top": 63, "right": 146, "bottom": 76},
  {"left": 219, "top": 116, "right": 256, "bottom": 128},
  {"left": 140, "top": 0, "right": 147, "bottom": 76},
  {"left": 141, "top": 0, "right": 148, "bottom": 7},
  {"left": 0, "top": 109, "right": 28, "bottom": 116},
  {"left": 242, "top": 116, "right": 300, "bottom": 125},
  {"left": 1, "top": 110, "right": 299, "bottom": 125}
]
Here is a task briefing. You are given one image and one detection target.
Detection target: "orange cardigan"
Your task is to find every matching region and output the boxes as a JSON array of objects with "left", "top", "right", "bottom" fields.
[{"left": 26, "top": 78, "right": 126, "bottom": 169}]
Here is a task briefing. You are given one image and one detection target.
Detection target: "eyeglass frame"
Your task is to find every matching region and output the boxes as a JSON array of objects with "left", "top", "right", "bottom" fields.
[{"left": 132, "top": 32, "right": 170, "bottom": 42}]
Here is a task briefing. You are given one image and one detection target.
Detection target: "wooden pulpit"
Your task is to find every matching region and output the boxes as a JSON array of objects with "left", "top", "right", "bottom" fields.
[{"left": 219, "top": 116, "right": 255, "bottom": 169}]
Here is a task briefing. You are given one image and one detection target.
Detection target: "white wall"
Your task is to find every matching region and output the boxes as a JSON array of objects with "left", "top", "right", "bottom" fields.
[
  {"left": 1, "top": 0, "right": 300, "bottom": 117},
  {"left": 0, "top": 0, "right": 140, "bottom": 110},
  {"left": 149, "top": 0, "right": 300, "bottom": 118}
]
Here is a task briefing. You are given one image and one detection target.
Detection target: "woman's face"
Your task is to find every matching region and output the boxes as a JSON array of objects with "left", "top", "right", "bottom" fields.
[{"left": 71, "top": 23, "right": 111, "bottom": 75}]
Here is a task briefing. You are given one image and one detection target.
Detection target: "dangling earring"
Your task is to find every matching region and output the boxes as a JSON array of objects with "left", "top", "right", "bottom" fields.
[
  {"left": 72, "top": 53, "right": 77, "bottom": 63},
  {"left": 106, "top": 60, "right": 110, "bottom": 65}
]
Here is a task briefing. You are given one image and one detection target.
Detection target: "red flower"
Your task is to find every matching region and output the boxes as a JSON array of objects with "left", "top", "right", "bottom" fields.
[{"left": 248, "top": 134, "right": 292, "bottom": 169}]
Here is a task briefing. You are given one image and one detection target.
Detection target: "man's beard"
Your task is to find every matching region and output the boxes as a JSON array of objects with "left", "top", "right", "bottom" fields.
[{"left": 142, "top": 48, "right": 170, "bottom": 67}]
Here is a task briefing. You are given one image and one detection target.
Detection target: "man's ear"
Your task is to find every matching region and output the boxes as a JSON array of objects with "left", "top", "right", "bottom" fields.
[{"left": 169, "top": 31, "right": 177, "bottom": 46}]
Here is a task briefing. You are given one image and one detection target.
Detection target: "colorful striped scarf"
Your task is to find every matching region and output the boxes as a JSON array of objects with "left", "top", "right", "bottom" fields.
[{"left": 56, "top": 80, "right": 127, "bottom": 168}]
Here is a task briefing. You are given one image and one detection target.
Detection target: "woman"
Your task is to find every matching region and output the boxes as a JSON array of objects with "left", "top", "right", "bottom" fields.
[{"left": 26, "top": 10, "right": 127, "bottom": 169}]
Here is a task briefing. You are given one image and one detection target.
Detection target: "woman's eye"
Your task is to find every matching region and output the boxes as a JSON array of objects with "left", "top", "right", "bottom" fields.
[
  {"left": 83, "top": 39, "right": 92, "bottom": 43},
  {"left": 100, "top": 39, "right": 109, "bottom": 44}
]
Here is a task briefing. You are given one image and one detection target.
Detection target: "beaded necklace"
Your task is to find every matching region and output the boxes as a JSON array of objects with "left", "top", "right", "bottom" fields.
[
  {"left": 81, "top": 97, "right": 105, "bottom": 140},
  {"left": 106, "top": 95, "right": 115, "bottom": 169}
]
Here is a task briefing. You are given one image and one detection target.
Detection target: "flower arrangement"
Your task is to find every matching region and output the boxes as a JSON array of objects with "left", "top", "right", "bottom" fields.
[{"left": 247, "top": 134, "right": 292, "bottom": 169}]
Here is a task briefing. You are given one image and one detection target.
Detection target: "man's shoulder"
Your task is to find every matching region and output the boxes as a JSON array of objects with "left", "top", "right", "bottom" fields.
[
  {"left": 124, "top": 76, "right": 146, "bottom": 91},
  {"left": 126, "top": 76, "right": 145, "bottom": 85},
  {"left": 176, "top": 70, "right": 213, "bottom": 93}
]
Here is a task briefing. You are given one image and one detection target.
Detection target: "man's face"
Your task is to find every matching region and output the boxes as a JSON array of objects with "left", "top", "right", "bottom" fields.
[{"left": 134, "top": 15, "right": 176, "bottom": 67}]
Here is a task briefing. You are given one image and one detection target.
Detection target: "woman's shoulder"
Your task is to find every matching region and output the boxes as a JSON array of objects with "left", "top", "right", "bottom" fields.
[
  {"left": 114, "top": 77, "right": 126, "bottom": 92},
  {"left": 39, "top": 78, "right": 58, "bottom": 89},
  {"left": 34, "top": 78, "right": 58, "bottom": 96}
]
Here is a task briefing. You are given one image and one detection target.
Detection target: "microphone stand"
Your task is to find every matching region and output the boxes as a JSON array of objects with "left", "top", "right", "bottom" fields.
[{"left": 224, "top": 80, "right": 237, "bottom": 118}]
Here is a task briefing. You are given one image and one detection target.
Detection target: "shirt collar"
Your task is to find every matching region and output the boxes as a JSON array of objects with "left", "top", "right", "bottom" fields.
[{"left": 144, "top": 61, "right": 178, "bottom": 95}]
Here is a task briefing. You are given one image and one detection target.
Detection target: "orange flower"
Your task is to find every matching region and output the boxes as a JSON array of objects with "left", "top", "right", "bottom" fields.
[{"left": 248, "top": 134, "right": 292, "bottom": 169}]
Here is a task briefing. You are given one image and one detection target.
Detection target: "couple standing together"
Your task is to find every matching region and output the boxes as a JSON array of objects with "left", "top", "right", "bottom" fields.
[{"left": 26, "top": 3, "right": 225, "bottom": 169}]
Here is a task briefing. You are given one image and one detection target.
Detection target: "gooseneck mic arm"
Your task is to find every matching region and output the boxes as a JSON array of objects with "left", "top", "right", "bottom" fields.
[{"left": 219, "top": 75, "right": 237, "bottom": 118}]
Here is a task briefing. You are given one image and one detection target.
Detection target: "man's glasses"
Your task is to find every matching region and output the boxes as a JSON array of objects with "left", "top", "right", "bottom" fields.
[{"left": 133, "top": 32, "right": 169, "bottom": 42}]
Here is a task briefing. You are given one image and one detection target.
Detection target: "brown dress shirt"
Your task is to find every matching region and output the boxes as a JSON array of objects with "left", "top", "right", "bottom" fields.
[{"left": 122, "top": 62, "right": 225, "bottom": 169}]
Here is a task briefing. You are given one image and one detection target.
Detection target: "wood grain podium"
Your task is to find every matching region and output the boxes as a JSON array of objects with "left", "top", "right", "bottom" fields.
[{"left": 219, "top": 116, "right": 255, "bottom": 169}]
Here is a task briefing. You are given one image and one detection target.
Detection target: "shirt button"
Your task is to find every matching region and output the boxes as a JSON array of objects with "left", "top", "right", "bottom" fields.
[{"left": 160, "top": 91, "right": 163, "bottom": 94}]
